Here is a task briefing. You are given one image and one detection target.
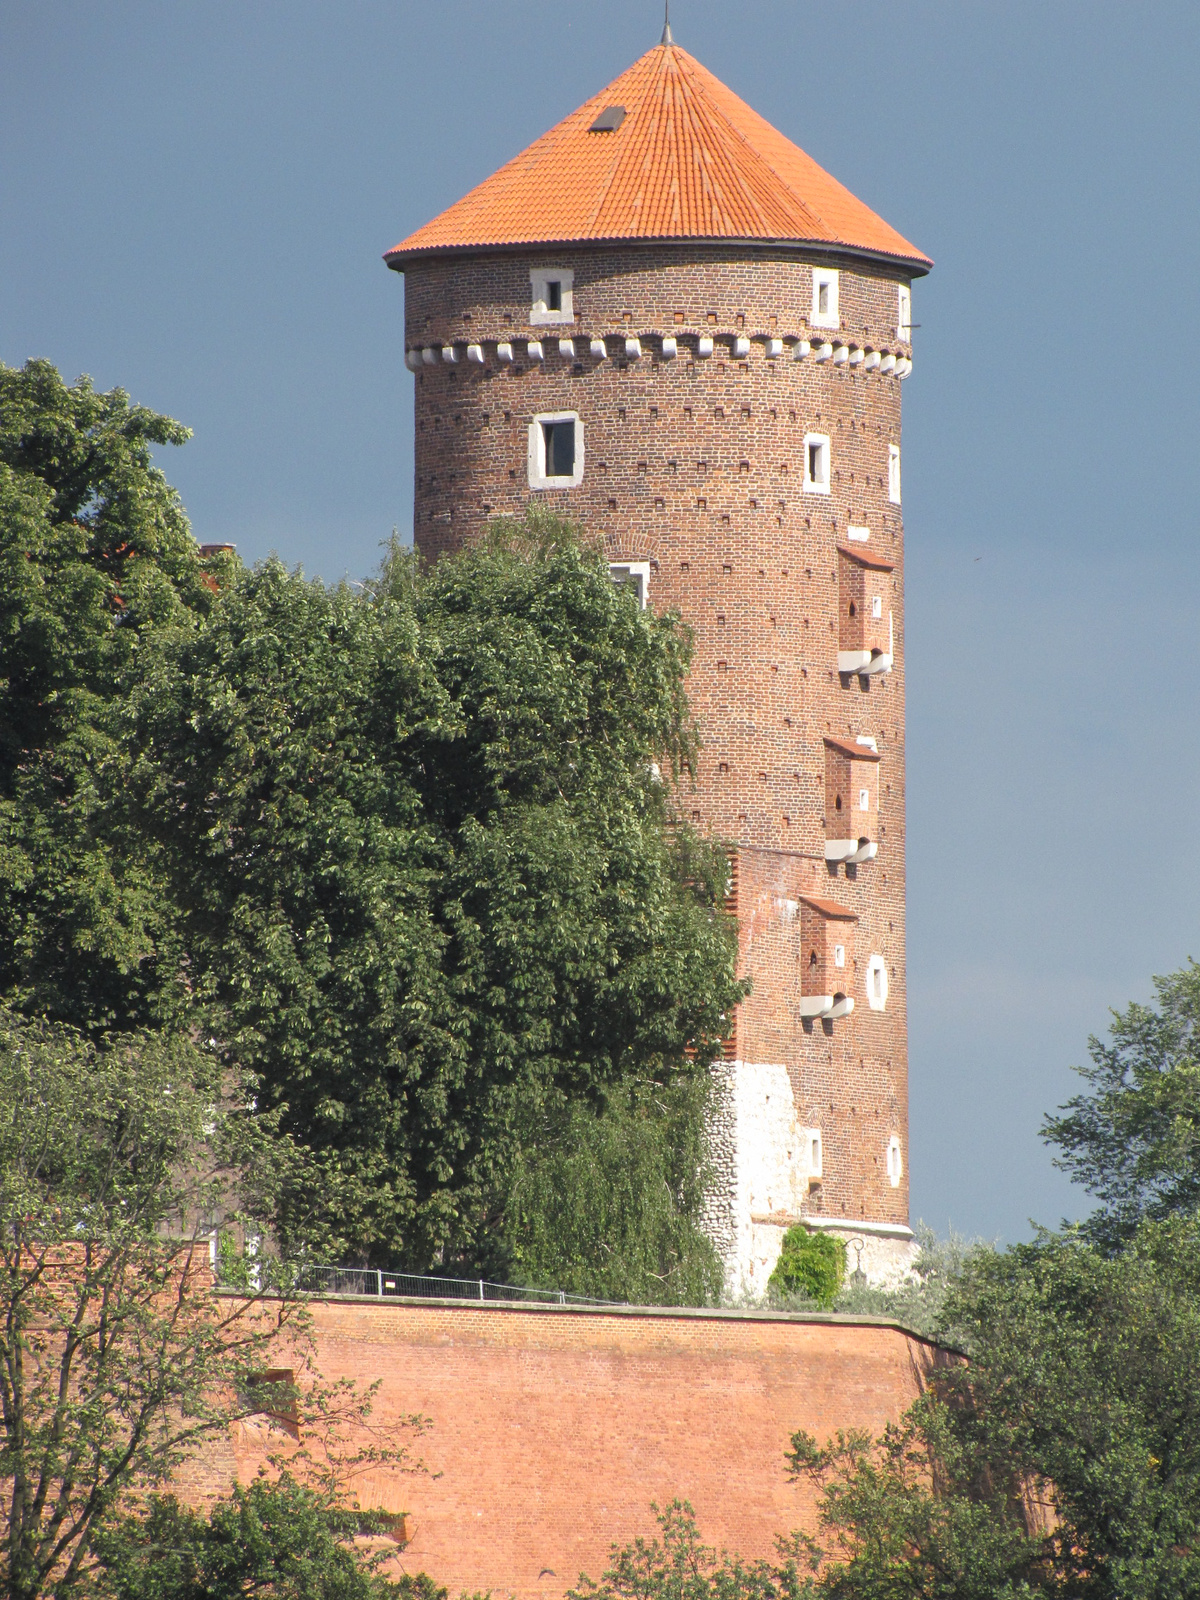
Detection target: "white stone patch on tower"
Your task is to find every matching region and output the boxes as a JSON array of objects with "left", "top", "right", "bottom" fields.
[{"left": 704, "top": 1059, "right": 916, "bottom": 1302}]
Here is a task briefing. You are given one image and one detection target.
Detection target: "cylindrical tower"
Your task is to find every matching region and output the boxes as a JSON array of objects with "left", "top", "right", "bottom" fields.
[{"left": 386, "top": 37, "right": 931, "bottom": 1294}]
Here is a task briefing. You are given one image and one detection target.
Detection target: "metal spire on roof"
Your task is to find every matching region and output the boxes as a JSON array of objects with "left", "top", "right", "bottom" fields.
[{"left": 661, "top": 0, "right": 673, "bottom": 45}]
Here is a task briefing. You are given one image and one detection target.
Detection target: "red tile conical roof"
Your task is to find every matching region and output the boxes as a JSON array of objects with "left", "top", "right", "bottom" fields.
[{"left": 385, "top": 42, "right": 929, "bottom": 272}]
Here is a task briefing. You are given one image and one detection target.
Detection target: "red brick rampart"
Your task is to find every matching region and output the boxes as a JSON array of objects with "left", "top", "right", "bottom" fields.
[{"left": 193, "top": 1297, "right": 941, "bottom": 1599}]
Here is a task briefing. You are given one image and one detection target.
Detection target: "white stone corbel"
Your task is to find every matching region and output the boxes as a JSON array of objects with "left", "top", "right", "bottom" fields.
[
  {"left": 827, "top": 995, "right": 855, "bottom": 1020},
  {"left": 697, "top": 335, "right": 714, "bottom": 358},
  {"left": 497, "top": 342, "right": 514, "bottom": 363},
  {"left": 441, "top": 345, "right": 458, "bottom": 363},
  {"left": 863, "top": 350, "right": 881, "bottom": 371},
  {"left": 625, "top": 335, "right": 642, "bottom": 359},
  {"left": 799, "top": 995, "right": 834, "bottom": 1019},
  {"left": 846, "top": 840, "right": 878, "bottom": 864},
  {"left": 405, "top": 349, "right": 423, "bottom": 372},
  {"left": 896, "top": 356, "right": 913, "bottom": 378},
  {"left": 815, "top": 342, "right": 834, "bottom": 362},
  {"left": 733, "top": 334, "right": 750, "bottom": 358},
  {"left": 824, "top": 839, "right": 859, "bottom": 863},
  {"left": 466, "top": 343, "right": 484, "bottom": 364},
  {"left": 590, "top": 337, "right": 608, "bottom": 359},
  {"left": 793, "top": 339, "right": 811, "bottom": 360},
  {"left": 421, "top": 347, "right": 438, "bottom": 365},
  {"left": 879, "top": 353, "right": 896, "bottom": 375},
  {"left": 765, "top": 337, "right": 784, "bottom": 358},
  {"left": 527, "top": 340, "right": 544, "bottom": 361},
  {"left": 661, "top": 335, "right": 678, "bottom": 358},
  {"left": 849, "top": 346, "right": 864, "bottom": 366},
  {"left": 832, "top": 344, "right": 849, "bottom": 365},
  {"left": 558, "top": 338, "right": 575, "bottom": 358}
]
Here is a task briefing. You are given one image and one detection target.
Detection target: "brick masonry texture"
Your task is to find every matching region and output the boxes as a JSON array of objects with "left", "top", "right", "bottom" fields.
[
  {"left": 184, "top": 1299, "right": 945, "bottom": 1600},
  {"left": 404, "top": 244, "right": 912, "bottom": 1272}
]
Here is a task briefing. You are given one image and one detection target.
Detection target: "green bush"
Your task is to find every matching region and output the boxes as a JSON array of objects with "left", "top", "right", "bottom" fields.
[{"left": 767, "top": 1227, "right": 846, "bottom": 1307}]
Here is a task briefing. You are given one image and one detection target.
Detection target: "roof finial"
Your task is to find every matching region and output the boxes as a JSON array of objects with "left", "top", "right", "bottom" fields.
[{"left": 661, "top": 0, "right": 673, "bottom": 45}]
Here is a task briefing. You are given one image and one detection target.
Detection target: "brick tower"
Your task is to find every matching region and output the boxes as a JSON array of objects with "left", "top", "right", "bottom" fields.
[{"left": 385, "top": 29, "right": 931, "bottom": 1295}]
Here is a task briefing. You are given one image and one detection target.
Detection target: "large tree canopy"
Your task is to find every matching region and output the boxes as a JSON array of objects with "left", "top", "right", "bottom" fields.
[
  {"left": 126, "top": 527, "right": 741, "bottom": 1284},
  {"left": 0, "top": 359, "right": 219, "bottom": 1028}
]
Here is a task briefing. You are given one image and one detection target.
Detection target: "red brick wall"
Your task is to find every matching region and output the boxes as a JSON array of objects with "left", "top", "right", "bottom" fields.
[
  {"left": 401, "top": 243, "right": 910, "bottom": 1227},
  {"left": 192, "top": 1298, "right": 942, "bottom": 1599}
]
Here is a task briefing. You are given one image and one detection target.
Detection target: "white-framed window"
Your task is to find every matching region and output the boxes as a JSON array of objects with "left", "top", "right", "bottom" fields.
[
  {"left": 528, "top": 411, "right": 584, "bottom": 489},
  {"left": 803, "top": 433, "right": 831, "bottom": 495},
  {"left": 897, "top": 284, "right": 911, "bottom": 340},
  {"left": 888, "top": 444, "right": 901, "bottom": 505},
  {"left": 530, "top": 266, "right": 574, "bottom": 325},
  {"left": 871, "top": 595, "right": 883, "bottom": 620},
  {"left": 887, "top": 1135, "right": 903, "bottom": 1187},
  {"left": 608, "top": 560, "right": 650, "bottom": 608},
  {"left": 858, "top": 788, "right": 870, "bottom": 812},
  {"left": 812, "top": 266, "right": 840, "bottom": 329},
  {"left": 808, "top": 1130, "right": 823, "bottom": 1180},
  {"left": 847, "top": 524, "right": 870, "bottom": 543},
  {"left": 866, "top": 953, "right": 888, "bottom": 1011},
  {"left": 833, "top": 943, "right": 845, "bottom": 969}
]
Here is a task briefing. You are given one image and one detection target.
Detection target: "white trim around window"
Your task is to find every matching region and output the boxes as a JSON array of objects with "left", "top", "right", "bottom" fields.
[
  {"left": 897, "top": 283, "right": 912, "bottom": 340},
  {"left": 811, "top": 266, "right": 840, "bottom": 329},
  {"left": 530, "top": 266, "right": 574, "bottom": 325},
  {"left": 803, "top": 433, "right": 831, "bottom": 495},
  {"left": 528, "top": 411, "right": 585, "bottom": 490},
  {"left": 608, "top": 561, "right": 650, "bottom": 608},
  {"left": 888, "top": 443, "right": 901, "bottom": 505}
]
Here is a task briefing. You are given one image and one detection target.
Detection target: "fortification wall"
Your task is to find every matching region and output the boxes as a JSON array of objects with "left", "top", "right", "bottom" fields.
[{"left": 187, "top": 1297, "right": 943, "bottom": 1600}]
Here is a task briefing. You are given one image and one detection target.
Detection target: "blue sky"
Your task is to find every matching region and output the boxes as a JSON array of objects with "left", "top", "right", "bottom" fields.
[{"left": 4, "top": 0, "right": 1200, "bottom": 1244}]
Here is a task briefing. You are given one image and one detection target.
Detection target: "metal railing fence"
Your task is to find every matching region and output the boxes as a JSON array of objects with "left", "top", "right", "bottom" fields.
[{"left": 291, "top": 1264, "right": 622, "bottom": 1308}]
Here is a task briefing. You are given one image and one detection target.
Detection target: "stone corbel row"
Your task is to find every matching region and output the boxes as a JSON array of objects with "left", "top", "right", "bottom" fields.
[{"left": 405, "top": 334, "right": 913, "bottom": 378}]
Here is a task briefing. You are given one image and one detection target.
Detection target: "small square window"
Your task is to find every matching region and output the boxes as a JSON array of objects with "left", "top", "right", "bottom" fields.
[
  {"left": 608, "top": 561, "right": 650, "bottom": 608},
  {"left": 530, "top": 267, "right": 574, "bottom": 325},
  {"left": 528, "top": 412, "right": 584, "bottom": 489},
  {"left": 803, "top": 434, "right": 831, "bottom": 495},
  {"left": 888, "top": 444, "right": 901, "bottom": 505},
  {"left": 897, "top": 284, "right": 912, "bottom": 340},
  {"left": 812, "top": 267, "right": 839, "bottom": 329}
]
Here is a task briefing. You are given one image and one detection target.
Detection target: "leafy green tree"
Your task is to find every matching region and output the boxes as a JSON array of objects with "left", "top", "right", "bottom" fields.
[
  {"left": 500, "top": 1074, "right": 722, "bottom": 1304},
  {"left": 788, "top": 1219, "right": 1200, "bottom": 1598},
  {"left": 1043, "top": 959, "right": 1200, "bottom": 1249},
  {"left": 0, "top": 359, "right": 220, "bottom": 1028},
  {"left": 569, "top": 1499, "right": 803, "bottom": 1600},
  {"left": 127, "top": 521, "right": 743, "bottom": 1289},
  {"left": 767, "top": 1228, "right": 845, "bottom": 1308},
  {"left": 91, "top": 1476, "right": 444, "bottom": 1600},
  {"left": 0, "top": 1006, "right": 383, "bottom": 1600}
]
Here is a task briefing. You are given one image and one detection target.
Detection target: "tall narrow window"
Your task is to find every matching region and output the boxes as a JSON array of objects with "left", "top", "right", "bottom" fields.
[
  {"left": 897, "top": 284, "right": 912, "bottom": 340},
  {"left": 887, "top": 1136, "right": 903, "bottom": 1186},
  {"left": 803, "top": 434, "right": 831, "bottom": 495},
  {"left": 888, "top": 444, "right": 901, "bottom": 505},
  {"left": 812, "top": 267, "right": 839, "bottom": 329},
  {"left": 546, "top": 279, "right": 562, "bottom": 312}
]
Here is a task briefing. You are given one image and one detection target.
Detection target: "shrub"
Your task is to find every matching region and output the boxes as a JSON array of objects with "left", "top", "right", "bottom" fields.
[{"left": 767, "top": 1228, "right": 846, "bottom": 1307}]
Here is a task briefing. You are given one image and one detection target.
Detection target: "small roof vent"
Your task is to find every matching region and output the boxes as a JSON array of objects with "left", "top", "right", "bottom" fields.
[{"left": 589, "top": 105, "right": 627, "bottom": 132}]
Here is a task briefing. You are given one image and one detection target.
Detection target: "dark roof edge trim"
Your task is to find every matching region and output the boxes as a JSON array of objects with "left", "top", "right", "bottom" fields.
[{"left": 384, "top": 234, "right": 933, "bottom": 277}]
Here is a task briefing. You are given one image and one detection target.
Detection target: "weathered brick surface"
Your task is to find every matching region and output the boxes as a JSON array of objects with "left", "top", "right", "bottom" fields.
[
  {"left": 403, "top": 243, "right": 910, "bottom": 1231},
  {"left": 192, "top": 1298, "right": 941, "bottom": 1599}
]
